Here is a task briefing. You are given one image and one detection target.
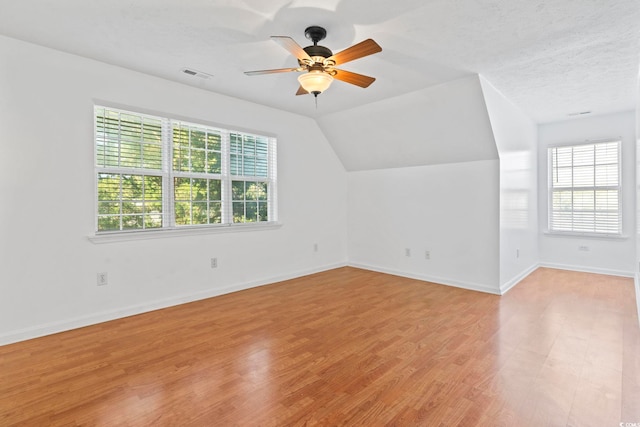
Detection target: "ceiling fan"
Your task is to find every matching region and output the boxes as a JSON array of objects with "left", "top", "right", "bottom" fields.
[{"left": 245, "top": 26, "right": 382, "bottom": 99}]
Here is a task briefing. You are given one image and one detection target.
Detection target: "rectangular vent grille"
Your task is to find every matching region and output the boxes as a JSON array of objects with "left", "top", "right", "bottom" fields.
[{"left": 182, "top": 68, "right": 213, "bottom": 79}]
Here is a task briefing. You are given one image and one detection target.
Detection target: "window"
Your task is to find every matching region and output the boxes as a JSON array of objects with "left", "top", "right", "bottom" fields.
[
  {"left": 95, "top": 106, "right": 277, "bottom": 233},
  {"left": 548, "top": 140, "right": 620, "bottom": 235}
]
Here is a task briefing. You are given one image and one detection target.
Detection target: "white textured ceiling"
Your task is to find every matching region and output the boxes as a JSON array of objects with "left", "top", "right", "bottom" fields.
[{"left": 1, "top": 0, "right": 639, "bottom": 123}]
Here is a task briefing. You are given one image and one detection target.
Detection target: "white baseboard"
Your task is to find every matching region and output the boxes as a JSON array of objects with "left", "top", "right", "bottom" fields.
[
  {"left": 499, "top": 263, "right": 539, "bottom": 295},
  {"left": 635, "top": 273, "right": 640, "bottom": 329},
  {"left": 0, "top": 262, "right": 347, "bottom": 346},
  {"left": 539, "top": 262, "right": 635, "bottom": 278},
  {"left": 348, "top": 262, "right": 501, "bottom": 295},
  {"left": 4, "top": 261, "right": 634, "bottom": 346}
]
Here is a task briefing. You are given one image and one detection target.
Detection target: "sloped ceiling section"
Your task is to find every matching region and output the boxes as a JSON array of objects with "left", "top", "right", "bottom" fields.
[{"left": 317, "top": 75, "right": 497, "bottom": 171}]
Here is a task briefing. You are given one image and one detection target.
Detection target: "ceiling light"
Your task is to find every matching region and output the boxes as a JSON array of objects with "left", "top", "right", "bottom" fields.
[{"left": 298, "top": 71, "right": 333, "bottom": 97}]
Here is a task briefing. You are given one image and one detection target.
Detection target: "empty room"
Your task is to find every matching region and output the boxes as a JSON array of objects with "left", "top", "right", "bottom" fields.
[{"left": 1, "top": 1, "right": 639, "bottom": 425}]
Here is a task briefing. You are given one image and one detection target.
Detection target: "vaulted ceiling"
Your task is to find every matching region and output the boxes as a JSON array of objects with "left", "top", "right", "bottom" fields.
[{"left": 2, "top": 0, "right": 639, "bottom": 124}]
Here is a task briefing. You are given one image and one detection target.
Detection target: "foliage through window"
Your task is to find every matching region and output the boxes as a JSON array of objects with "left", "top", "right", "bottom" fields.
[
  {"left": 548, "top": 140, "right": 620, "bottom": 235},
  {"left": 95, "top": 106, "right": 277, "bottom": 232}
]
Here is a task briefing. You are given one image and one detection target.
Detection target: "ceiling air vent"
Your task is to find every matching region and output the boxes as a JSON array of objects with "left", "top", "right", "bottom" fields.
[
  {"left": 181, "top": 68, "right": 213, "bottom": 79},
  {"left": 567, "top": 111, "right": 591, "bottom": 117}
]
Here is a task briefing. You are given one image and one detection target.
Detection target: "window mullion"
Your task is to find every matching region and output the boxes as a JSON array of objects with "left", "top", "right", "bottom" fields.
[
  {"left": 163, "top": 118, "right": 174, "bottom": 228},
  {"left": 119, "top": 174, "right": 124, "bottom": 231},
  {"left": 548, "top": 150, "right": 554, "bottom": 229},
  {"left": 268, "top": 137, "right": 278, "bottom": 222},
  {"left": 570, "top": 146, "right": 574, "bottom": 230},
  {"left": 221, "top": 131, "right": 232, "bottom": 224}
]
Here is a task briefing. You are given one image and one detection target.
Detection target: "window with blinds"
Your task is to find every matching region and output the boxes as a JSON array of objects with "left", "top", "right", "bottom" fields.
[
  {"left": 548, "top": 140, "right": 621, "bottom": 235},
  {"left": 95, "top": 106, "right": 277, "bottom": 233},
  {"left": 230, "top": 133, "right": 271, "bottom": 223}
]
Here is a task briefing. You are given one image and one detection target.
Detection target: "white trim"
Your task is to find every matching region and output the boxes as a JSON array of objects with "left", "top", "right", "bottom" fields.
[
  {"left": 547, "top": 137, "right": 623, "bottom": 149},
  {"left": 0, "top": 262, "right": 347, "bottom": 346},
  {"left": 5, "top": 263, "right": 634, "bottom": 345},
  {"left": 499, "top": 263, "right": 539, "bottom": 295},
  {"left": 635, "top": 273, "right": 640, "bottom": 329},
  {"left": 538, "top": 262, "right": 634, "bottom": 278},
  {"left": 347, "top": 262, "right": 501, "bottom": 295},
  {"left": 88, "top": 221, "right": 283, "bottom": 244},
  {"left": 542, "top": 230, "right": 628, "bottom": 240}
]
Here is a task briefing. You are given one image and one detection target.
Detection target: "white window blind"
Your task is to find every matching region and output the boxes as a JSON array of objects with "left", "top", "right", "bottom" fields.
[
  {"left": 95, "top": 108, "right": 166, "bottom": 231},
  {"left": 95, "top": 106, "right": 277, "bottom": 233},
  {"left": 172, "top": 122, "right": 223, "bottom": 226},
  {"left": 548, "top": 140, "right": 621, "bottom": 235},
  {"left": 230, "top": 133, "right": 273, "bottom": 223}
]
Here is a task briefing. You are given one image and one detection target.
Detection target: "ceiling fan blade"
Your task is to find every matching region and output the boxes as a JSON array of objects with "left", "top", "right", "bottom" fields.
[
  {"left": 244, "top": 67, "right": 301, "bottom": 76},
  {"left": 327, "top": 39, "right": 382, "bottom": 65},
  {"left": 296, "top": 86, "right": 309, "bottom": 96},
  {"left": 271, "top": 36, "right": 312, "bottom": 62},
  {"left": 333, "top": 69, "right": 376, "bottom": 88}
]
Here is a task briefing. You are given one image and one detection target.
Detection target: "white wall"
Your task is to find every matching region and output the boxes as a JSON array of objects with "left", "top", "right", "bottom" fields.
[
  {"left": 480, "top": 77, "right": 539, "bottom": 293},
  {"left": 317, "top": 75, "right": 498, "bottom": 171},
  {"left": 347, "top": 160, "right": 501, "bottom": 294},
  {"left": 0, "top": 36, "right": 348, "bottom": 344},
  {"left": 538, "top": 111, "right": 636, "bottom": 276},
  {"left": 342, "top": 74, "right": 502, "bottom": 293}
]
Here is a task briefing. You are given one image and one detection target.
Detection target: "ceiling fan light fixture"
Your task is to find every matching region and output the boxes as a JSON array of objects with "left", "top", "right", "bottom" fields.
[
  {"left": 245, "top": 26, "right": 382, "bottom": 100},
  {"left": 298, "top": 71, "right": 333, "bottom": 96}
]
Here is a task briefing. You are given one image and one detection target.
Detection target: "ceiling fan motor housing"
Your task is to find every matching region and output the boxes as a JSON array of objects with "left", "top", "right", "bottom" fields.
[
  {"left": 302, "top": 26, "right": 333, "bottom": 63},
  {"left": 303, "top": 45, "right": 332, "bottom": 59}
]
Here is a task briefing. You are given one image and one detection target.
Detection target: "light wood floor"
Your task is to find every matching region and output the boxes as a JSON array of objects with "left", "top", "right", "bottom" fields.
[{"left": 1, "top": 267, "right": 639, "bottom": 426}]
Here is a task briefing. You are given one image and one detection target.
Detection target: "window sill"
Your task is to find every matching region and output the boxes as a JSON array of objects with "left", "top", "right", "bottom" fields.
[
  {"left": 542, "top": 230, "right": 627, "bottom": 240},
  {"left": 88, "top": 222, "right": 283, "bottom": 244}
]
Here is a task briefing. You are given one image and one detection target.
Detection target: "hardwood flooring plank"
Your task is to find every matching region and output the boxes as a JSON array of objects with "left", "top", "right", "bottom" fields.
[{"left": 0, "top": 267, "right": 639, "bottom": 426}]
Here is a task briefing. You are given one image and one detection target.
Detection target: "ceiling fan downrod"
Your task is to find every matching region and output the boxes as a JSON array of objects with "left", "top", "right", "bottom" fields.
[{"left": 302, "top": 26, "right": 333, "bottom": 60}]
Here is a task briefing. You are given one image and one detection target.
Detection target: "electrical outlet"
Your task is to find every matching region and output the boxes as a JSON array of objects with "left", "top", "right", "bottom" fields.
[
  {"left": 211, "top": 257, "right": 218, "bottom": 268},
  {"left": 425, "top": 250, "right": 430, "bottom": 260},
  {"left": 314, "top": 243, "right": 318, "bottom": 252},
  {"left": 405, "top": 248, "right": 411, "bottom": 257},
  {"left": 97, "top": 272, "right": 108, "bottom": 286},
  {"left": 516, "top": 249, "right": 520, "bottom": 258}
]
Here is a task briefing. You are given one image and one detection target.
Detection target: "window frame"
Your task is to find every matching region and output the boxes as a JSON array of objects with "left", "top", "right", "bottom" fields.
[
  {"left": 547, "top": 139, "right": 622, "bottom": 237},
  {"left": 93, "top": 105, "right": 278, "bottom": 239}
]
